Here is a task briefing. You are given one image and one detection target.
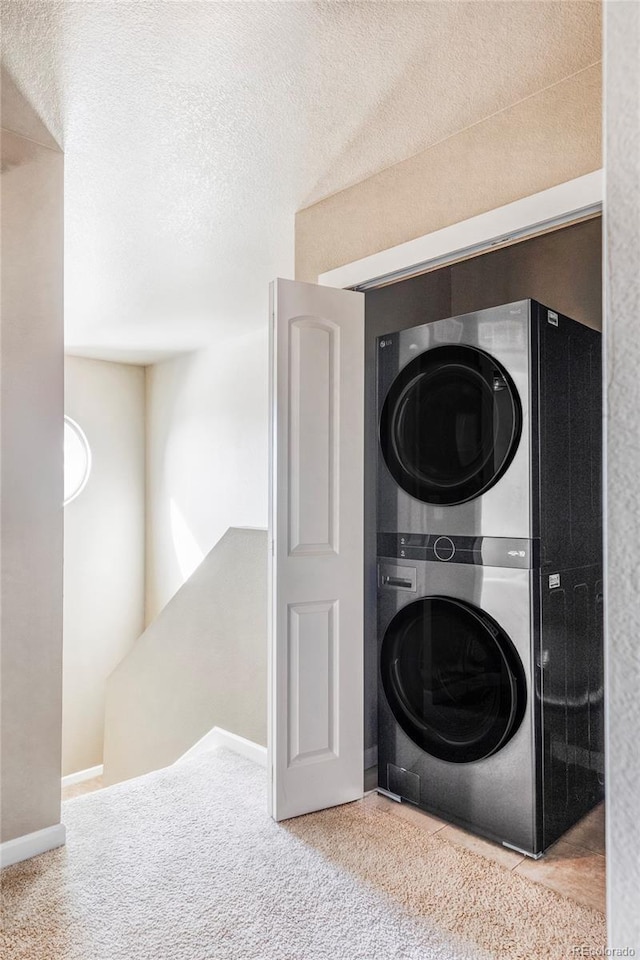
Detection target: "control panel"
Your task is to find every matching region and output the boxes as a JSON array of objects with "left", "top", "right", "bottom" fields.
[{"left": 377, "top": 533, "right": 538, "bottom": 569}]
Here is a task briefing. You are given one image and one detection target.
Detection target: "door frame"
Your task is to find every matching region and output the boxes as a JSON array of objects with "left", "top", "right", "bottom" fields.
[{"left": 318, "top": 170, "right": 602, "bottom": 292}]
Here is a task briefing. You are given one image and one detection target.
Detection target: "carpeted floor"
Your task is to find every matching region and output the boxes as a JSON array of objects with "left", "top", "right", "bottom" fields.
[{"left": 1, "top": 749, "right": 605, "bottom": 960}]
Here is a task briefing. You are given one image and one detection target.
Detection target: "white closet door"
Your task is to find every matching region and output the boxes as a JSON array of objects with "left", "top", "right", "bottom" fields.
[{"left": 268, "top": 278, "right": 364, "bottom": 821}]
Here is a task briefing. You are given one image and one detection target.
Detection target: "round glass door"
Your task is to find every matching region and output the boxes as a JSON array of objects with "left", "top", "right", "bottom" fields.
[
  {"left": 379, "top": 344, "right": 521, "bottom": 505},
  {"left": 380, "top": 596, "right": 526, "bottom": 763}
]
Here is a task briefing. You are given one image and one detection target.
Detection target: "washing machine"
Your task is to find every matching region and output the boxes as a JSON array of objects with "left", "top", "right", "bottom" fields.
[
  {"left": 377, "top": 551, "right": 604, "bottom": 857},
  {"left": 377, "top": 298, "right": 602, "bottom": 556}
]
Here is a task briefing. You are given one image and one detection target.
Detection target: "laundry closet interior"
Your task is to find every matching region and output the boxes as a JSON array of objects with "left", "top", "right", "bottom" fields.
[{"left": 362, "top": 215, "right": 603, "bottom": 859}]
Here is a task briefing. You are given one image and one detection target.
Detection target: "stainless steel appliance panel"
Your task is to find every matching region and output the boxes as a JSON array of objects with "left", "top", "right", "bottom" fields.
[
  {"left": 377, "top": 557, "right": 539, "bottom": 854},
  {"left": 377, "top": 300, "right": 532, "bottom": 539}
]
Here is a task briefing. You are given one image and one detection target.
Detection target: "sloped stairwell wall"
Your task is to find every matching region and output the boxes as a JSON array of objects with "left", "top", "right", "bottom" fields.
[{"left": 103, "top": 527, "right": 267, "bottom": 785}]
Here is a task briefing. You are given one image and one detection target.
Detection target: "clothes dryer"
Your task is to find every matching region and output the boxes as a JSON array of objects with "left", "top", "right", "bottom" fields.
[{"left": 377, "top": 299, "right": 601, "bottom": 557}]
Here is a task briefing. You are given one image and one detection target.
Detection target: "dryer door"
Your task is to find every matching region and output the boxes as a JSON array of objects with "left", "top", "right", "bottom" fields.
[
  {"left": 380, "top": 596, "right": 526, "bottom": 763},
  {"left": 379, "top": 345, "right": 521, "bottom": 505}
]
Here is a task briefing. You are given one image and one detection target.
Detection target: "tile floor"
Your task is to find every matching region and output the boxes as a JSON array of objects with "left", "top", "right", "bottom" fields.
[{"left": 369, "top": 792, "right": 606, "bottom": 914}]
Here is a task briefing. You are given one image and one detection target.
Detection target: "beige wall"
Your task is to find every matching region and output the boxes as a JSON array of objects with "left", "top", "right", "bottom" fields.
[
  {"left": 604, "top": 1, "right": 640, "bottom": 950},
  {"left": 63, "top": 357, "right": 145, "bottom": 776},
  {"left": 104, "top": 527, "right": 267, "bottom": 785},
  {"left": 449, "top": 216, "right": 602, "bottom": 329},
  {"left": 296, "top": 64, "right": 601, "bottom": 282},
  {"left": 1, "top": 99, "right": 64, "bottom": 841},
  {"left": 145, "top": 328, "right": 268, "bottom": 622}
]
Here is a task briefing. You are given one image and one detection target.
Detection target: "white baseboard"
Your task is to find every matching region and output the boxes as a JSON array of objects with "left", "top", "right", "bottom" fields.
[
  {"left": 61, "top": 764, "right": 104, "bottom": 788},
  {"left": 177, "top": 726, "right": 267, "bottom": 768},
  {"left": 364, "top": 746, "right": 378, "bottom": 770},
  {"left": 1, "top": 823, "right": 66, "bottom": 869}
]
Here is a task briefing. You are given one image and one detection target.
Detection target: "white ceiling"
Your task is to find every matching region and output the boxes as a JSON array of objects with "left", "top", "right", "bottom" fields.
[{"left": 1, "top": 1, "right": 601, "bottom": 363}]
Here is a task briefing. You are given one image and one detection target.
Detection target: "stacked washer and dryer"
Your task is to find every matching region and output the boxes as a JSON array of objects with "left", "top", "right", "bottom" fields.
[{"left": 376, "top": 298, "right": 604, "bottom": 858}]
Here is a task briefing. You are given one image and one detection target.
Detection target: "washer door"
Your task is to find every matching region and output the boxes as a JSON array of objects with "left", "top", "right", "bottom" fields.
[
  {"left": 379, "top": 344, "right": 521, "bottom": 505},
  {"left": 380, "top": 596, "right": 526, "bottom": 763}
]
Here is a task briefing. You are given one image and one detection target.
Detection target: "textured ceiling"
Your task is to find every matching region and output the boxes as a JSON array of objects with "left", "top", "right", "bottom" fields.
[{"left": 1, "top": 1, "right": 601, "bottom": 362}]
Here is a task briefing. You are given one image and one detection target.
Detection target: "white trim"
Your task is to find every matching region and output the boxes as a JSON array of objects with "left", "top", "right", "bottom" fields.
[
  {"left": 319, "top": 171, "right": 603, "bottom": 291},
  {"left": 1, "top": 823, "right": 66, "bottom": 869},
  {"left": 61, "top": 764, "right": 104, "bottom": 788},
  {"left": 176, "top": 726, "right": 267, "bottom": 768}
]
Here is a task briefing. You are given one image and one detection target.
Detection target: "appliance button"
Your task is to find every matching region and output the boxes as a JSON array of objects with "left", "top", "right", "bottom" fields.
[{"left": 433, "top": 536, "right": 455, "bottom": 562}]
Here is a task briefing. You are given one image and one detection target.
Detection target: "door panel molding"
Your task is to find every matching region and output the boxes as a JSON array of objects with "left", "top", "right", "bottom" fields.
[
  {"left": 287, "top": 599, "right": 338, "bottom": 767},
  {"left": 288, "top": 316, "right": 340, "bottom": 557}
]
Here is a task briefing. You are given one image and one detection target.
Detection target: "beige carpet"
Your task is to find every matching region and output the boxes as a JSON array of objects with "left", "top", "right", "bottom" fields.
[{"left": 1, "top": 749, "right": 605, "bottom": 960}]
